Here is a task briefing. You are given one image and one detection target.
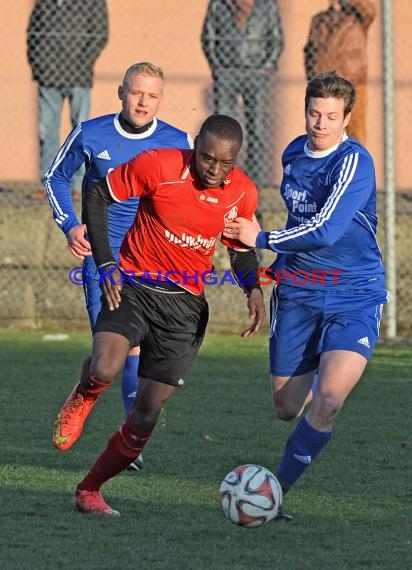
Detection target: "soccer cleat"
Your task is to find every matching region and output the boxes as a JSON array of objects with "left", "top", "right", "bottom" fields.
[
  {"left": 52, "top": 382, "right": 98, "bottom": 451},
  {"left": 74, "top": 489, "right": 120, "bottom": 516},
  {"left": 127, "top": 454, "right": 144, "bottom": 472},
  {"left": 274, "top": 505, "right": 294, "bottom": 522}
]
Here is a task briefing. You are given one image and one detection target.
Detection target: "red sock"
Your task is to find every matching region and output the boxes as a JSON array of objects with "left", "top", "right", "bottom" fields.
[
  {"left": 78, "top": 375, "right": 109, "bottom": 399},
  {"left": 77, "top": 420, "right": 152, "bottom": 492},
  {"left": 77, "top": 357, "right": 110, "bottom": 399}
]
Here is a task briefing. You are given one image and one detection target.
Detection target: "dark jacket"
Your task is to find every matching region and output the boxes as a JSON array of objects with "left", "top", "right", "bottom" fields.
[
  {"left": 201, "top": 0, "right": 284, "bottom": 72},
  {"left": 27, "top": 0, "right": 108, "bottom": 88}
]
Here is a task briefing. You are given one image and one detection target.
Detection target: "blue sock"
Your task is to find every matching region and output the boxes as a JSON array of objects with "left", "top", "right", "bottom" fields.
[
  {"left": 121, "top": 355, "right": 140, "bottom": 416},
  {"left": 276, "top": 416, "right": 332, "bottom": 491}
]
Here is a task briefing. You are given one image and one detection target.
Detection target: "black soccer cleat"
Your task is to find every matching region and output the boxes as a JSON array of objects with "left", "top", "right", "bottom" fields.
[{"left": 274, "top": 505, "right": 294, "bottom": 522}]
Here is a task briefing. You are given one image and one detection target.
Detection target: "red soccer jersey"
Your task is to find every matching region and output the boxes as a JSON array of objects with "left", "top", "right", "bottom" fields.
[{"left": 107, "top": 148, "right": 258, "bottom": 294}]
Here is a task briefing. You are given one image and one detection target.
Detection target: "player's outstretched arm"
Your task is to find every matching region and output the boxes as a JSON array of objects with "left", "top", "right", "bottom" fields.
[
  {"left": 223, "top": 217, "right": 261, "bottom": 248},
  {"left": 43, "top": 125, "right": 86, "bottom": 237}
]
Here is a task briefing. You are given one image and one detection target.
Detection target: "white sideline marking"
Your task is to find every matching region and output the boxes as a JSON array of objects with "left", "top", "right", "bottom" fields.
[{"left": 42, "top": 334, "right": 70, "bottom": 341}]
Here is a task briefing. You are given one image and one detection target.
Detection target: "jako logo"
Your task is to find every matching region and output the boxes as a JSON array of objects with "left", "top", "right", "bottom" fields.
[{"left": 199, "top": 194, "right": 218, "bottom": 203}]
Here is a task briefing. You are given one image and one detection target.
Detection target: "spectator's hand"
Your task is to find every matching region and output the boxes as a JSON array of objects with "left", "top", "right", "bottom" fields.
[
  {"left": 241, "top": 288, "right": 266, "bottom": 338},
  {"left": 223, "top": 217, "right": 261, "bottom": 247},
  {"left": 101, "top": 266, "right": 122, "bottom": 311},
  {"left": 67, "top": 224, "right": 92, "bottom": 259}
]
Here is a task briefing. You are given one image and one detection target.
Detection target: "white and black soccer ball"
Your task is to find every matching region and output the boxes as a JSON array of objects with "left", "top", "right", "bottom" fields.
[{"left": 219, "top": 464, "right": 282, "bottom": 528}]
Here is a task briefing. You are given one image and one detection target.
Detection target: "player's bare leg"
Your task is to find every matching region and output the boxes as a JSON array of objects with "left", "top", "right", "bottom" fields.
[
  {"left": 272, "top": 370, "right": 315, "bottom": 421},
  {"left": 307, "top": 350, "right": 367, "bottom": 431}
]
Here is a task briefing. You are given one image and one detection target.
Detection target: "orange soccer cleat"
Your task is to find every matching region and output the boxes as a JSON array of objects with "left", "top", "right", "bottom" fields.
[
  {"left": 52, "top": 383, "right": 98, "bottom": 451},
  {"left": 75, "top": 489, "right": 120, "bottom": 516}
]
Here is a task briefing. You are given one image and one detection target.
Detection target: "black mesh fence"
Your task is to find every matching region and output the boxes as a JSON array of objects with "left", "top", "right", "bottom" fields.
[{"left": 0, "top": 0, "right": 411, "bottom": 338}]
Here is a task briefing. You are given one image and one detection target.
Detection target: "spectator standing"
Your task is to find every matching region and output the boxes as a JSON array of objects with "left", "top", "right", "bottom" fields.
[
  {"left": 201, "top": 0, "right": 284, "bottom": 196},
  {"left": 27, "top": 0, "right": 108, "bottom": 200},
  {"left": 304, "top": 0, "right": 376, "bottom": 145}
]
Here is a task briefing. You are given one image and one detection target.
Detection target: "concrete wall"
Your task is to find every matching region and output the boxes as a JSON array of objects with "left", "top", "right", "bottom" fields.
[{"left": 0, "top": 188, "right": 287, "bottom": 332}]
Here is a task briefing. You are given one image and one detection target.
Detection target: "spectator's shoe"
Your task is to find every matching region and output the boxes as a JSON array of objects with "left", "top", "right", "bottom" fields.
[
  {"left": 274, "top": 505, "right": 294, "bottom": 522},
  {"left": 75, "top": 489, "right": 120, "bottom": 516},
  {"left": 52, "top": 383, "right": 98, "bottom": 451},
  {"left": 127, "top": 454, "right": 144, "bottom": 472}
]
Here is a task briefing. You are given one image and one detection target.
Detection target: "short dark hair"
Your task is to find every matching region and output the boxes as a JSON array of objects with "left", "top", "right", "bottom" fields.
[
  {"left": 305, "top": 71, "right": 356, "bottom": 116},
  {"left": 198, "top": 114, "right": 243, "bottom": 146}
]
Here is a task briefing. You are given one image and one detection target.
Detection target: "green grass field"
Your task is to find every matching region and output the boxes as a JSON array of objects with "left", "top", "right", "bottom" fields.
[{"left": 1, "top": 331, "right": 411, "bottom": 569}]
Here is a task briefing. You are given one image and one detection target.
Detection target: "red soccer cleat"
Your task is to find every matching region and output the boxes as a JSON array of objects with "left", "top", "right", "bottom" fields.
[
  {"left": 52, "top": 382, "right": 98, "bottom": 451},
  {"left": 74, "top": 489, "right": 120, "bottom": 516}
]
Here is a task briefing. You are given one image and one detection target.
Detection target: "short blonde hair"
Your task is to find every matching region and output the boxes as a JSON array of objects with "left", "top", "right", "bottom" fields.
[{"left": 122, "top": 62, "right": 164, "bottom": 87}]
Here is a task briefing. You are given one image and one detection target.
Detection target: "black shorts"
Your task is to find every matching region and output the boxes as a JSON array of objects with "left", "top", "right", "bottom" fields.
[{"left": 94, "top": 281, "right": 209, "bottom": 386}]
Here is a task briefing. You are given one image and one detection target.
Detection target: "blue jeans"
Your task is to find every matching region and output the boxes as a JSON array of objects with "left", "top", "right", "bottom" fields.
[
  {"left": 38, "top": 85, "right": 90, "bottom": 189},
  {"left": 213, "top": 69, "right": 271, "bottom": 189}
]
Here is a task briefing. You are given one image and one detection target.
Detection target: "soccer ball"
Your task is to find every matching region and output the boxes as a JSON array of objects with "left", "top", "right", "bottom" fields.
[{"left": 219, "top": 464, "right": 282, "bottom": 528}]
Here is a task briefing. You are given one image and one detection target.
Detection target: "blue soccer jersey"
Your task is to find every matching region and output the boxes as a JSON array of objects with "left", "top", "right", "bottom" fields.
[
  {"left": 256, "top": 135, "right": 387, "bottom": 294},
  {"left": 44, "top": 114, "right": 193, "bottom": 248},
  {"left": 45, "top": 114, "right": 192, "bottom": 327}
]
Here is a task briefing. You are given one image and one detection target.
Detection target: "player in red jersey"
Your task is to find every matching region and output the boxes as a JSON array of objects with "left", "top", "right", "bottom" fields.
[{"left": 52, "top": 114, "right": 266, "bottom": 516}]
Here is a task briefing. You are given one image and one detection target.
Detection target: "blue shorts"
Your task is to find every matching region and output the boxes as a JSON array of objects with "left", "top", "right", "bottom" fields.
[
  {"left": 269, "top": 284, "right": 387, "bottom": 377},
  {"left": 83, "top": 247, "right": 120, "bottom": 329}
]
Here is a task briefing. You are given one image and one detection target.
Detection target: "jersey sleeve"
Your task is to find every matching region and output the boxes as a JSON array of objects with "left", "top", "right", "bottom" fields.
[
  {"left": 106, "top": 150, "right": 161, "bottom": 202},
  {"left": 221, "top": 181, "right": 259, "bottom": 250},
  {"left": 43, "top": 124, "right": 86, "bottom": 235},
  {"left": 256, "top": 151, "right": 375, "bottom": 253}
]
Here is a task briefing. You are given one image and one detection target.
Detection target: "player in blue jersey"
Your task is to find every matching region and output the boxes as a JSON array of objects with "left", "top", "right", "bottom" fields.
[
  {"left": 224, "top": 72, "right": 388, "bottom": 519},
  {"left": 45, "top": 62, "right": 193, "bottom": 470}
]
